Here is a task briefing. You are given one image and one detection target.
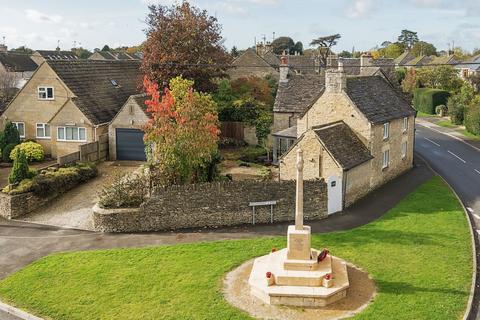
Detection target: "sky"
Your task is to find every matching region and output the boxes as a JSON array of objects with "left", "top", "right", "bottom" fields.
[{"left": 0, "top": 0, "right": 479, "bottom": 53}]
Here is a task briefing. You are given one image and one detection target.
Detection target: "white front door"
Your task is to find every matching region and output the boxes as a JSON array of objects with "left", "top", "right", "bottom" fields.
[{"left": 327, "top": 176, "right": 343, "bottom": 214}]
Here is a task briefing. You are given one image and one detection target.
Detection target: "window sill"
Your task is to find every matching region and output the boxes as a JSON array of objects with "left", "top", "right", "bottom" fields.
[
  {"left": 57, "top": 140, "right": 87, "bottom": 143},
  {"left": 36, "top": 137, "right": 51, "bottom": 140},
  {"left": 38, "top": 99, "right": 55, "bottom": 101}
]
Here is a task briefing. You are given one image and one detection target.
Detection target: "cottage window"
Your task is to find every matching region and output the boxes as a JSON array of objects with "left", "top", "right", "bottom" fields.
[
  {"left": 36, "top": 123, "right": 51, "bottom": 139},
  {"left": 401, "top": 141, "right": 407, "bottom": 159},
  {"left": 383, "top": 122, "right": 390, "bottom": 140},
  {"left": 57, "top": 126, "right": 87, "bottom": 142},
  {"left": 382, "top": 149, "right": 390, "bottom": 169},
  {"left": 38, "top": 86, "right": 54, "bottom": 100},
  {"left": 12, "top": 122, "right": 25, "bottom": 138},
  {"left": 403, "top": 117, "right": 408, "bottom": 133}
]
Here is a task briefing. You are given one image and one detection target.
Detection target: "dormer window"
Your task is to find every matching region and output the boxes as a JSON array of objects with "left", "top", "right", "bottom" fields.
[
  {"left": 38, "top": 86, "right": 54, "bottom": 100},
  {"left": 383, "top": 122, "right": 390, "bottom": 140}
]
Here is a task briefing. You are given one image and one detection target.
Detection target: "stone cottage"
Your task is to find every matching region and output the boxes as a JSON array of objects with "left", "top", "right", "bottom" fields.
[
  {"left": 1, "top": 60, "right": 141, "bottom": 158},
  {"left": 278, "top": 62, "right": 416, "bottom": 213}
]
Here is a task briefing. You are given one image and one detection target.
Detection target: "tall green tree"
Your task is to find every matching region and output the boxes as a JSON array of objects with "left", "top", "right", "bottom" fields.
[
  {"left": 310, "top": 34, "right": 341, "bottom": 66},
  {"left": 230, "top": 46, "right": 239, "bottom": 58},
  {"left": 101, "top": 45, "right": 111, "bottom": 52},
  {"left": 398, "top": 29, "right": 419, "bottom": 49},
  {"left": 411, "top": 41, "right": 437, "bottom": 57},
  {"left": 142, "top": 2, "right": 231, "bottom": 92},
  {"left": 271, "top": 37, "right": 295, "bottom": 55},
  {"left": 8, "top": 149, "right": 29, "bottom": 185}
]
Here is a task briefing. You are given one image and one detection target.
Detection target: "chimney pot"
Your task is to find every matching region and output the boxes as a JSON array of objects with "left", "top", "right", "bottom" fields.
[{"left": 279, "top": 56, "right": 289, "bottom": 83}]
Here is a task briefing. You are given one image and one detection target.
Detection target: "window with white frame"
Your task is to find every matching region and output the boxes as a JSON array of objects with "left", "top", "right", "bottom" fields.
[
  {"left": 12, "top": 122, "right": 25, "bottom": 138},
  {"left": 401, "top": 141, "right": 407, "bottom": 159},
  {"left": 382, "top": 149, "right": 390, "bottom": 169},
  {"left": 38, "top": 86, "right": 54, "bottom": 100},
  {"left": 57, "top": 126, "right": 86, "bottom": 142},
  {"left": 383, "top": 122, "right": 390, "bottom": 140},
  {"left": 36, "top": 123, "right": 51, "bottom": 139},
  {"left": 403, "top": 117, "right": 408, "bottom": 133}
]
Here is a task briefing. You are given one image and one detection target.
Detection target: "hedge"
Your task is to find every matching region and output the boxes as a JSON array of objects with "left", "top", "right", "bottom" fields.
[
  {"left": 413, "top": 88, "right": 450, "bottom": 115},
  {"left": 465, "top": 106, "right": 480, "bottom": 136}
]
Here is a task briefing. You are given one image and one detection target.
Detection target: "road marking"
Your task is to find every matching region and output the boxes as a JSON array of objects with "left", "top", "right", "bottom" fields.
[
  {"left": 417, "top": 122, "right": 480, "bottom": 153},
  {"left": 467, "top": 207, "right": 474, "bottom": 213},
  {"left": 447, "top": 150, "right": 466, "bottom": 163},
  {"left": 474, "top": 214, "right": 480, "bottom": 220},
  {"left": 475, "top": 169, "right": 480, "bottom": 175},
  {"left": 424, "top": 137, "right": 440, "bottom": 147}
]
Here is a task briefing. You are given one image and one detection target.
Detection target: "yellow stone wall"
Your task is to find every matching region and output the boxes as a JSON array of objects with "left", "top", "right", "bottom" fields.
[{"left": 296, "top": 92, "right": 372, "bottom": 145}]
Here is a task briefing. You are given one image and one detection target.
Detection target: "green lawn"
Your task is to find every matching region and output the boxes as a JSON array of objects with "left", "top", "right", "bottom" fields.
[
  {"left": 416, "top": 111, "right": 433, "bottom": 118},
  {"left": 435, "top": 120, "right": 480, "bottom": 141},
  {"left": 0, "top": 177, "right": 473, "bottom": 320},
  {"left": 436, "top": 119, "right": 457, "bottom": 129}
]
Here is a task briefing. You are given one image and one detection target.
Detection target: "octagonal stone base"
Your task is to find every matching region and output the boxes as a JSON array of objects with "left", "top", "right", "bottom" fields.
[{"left": 248, "top": 249, "right": 349, "bottom": 307}]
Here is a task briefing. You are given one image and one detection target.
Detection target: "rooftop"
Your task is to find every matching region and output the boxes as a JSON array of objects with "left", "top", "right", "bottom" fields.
[
  {"left": 273, "top": 74, "right": 325, "bottom": 114},
  {"left": 0, "top": 52, "right": 37, "bottom": 72}
]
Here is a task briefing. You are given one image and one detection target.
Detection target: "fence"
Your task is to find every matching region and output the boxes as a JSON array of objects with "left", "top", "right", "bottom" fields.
[
  {"left": 57, "top": 134, "right": 109, "bottom": 166},
  {"left": 220, "top": 122, "right": 244, "bottom": 141}
]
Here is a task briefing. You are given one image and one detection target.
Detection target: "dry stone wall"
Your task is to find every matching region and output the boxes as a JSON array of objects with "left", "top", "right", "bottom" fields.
[{"left": 93, "top": 180, "right": 327, "bottom": 232}]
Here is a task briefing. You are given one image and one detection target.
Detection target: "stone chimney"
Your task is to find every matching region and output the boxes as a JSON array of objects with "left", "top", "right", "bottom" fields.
[
  {"left": 279, "top": 56, "right": 289, "bottom": 83},
  {"left": 325, "top": 62, "right": 346, "bottom": 93},
  {"left": 360, "top": 52, "right": 374, "bottom": 73}
]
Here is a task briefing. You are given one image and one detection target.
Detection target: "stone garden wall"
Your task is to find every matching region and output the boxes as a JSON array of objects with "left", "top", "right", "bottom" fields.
[
  {"left": 93, "top": 180, "right": 327, "bottom": 232},
  {"left": 0, "top": 192, "right": 56, "bottom": 219}
]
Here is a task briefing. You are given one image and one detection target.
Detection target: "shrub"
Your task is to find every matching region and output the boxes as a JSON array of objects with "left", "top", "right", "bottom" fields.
[
  {"left": 413, "top": 88, "right": 450, "bottom": 115},
  {"left": 0, "top": 132, "right": 6, "bottom": 153},
  {"left": 8, "top": 149, "right": 29, "bottom": 185},
  {"left": 448, "top": 95, "right": 466, "bottom": 125},
  {"left": 31, "top": 163, "right": 97, "bottom": 196},
  {"left": 3, "top": 121, "right": 20, "bottom": 146},
  {"left": 435, "top": 105, "right": 448, "bottom": 117},
  {"left": 98, "top": 171, "right": 149, "bottom": 208},
  {"left": 2, "top": 143, "right": 17, "bottom": 163},
  {"left": 239, "top": 146, "right": 268, "bottom": 163},
  {"left": 10, "top": 142, "right": 44, "bottom": 162},
  {"left": 465, "top": 106, "right": 480, "bottom": 136}
]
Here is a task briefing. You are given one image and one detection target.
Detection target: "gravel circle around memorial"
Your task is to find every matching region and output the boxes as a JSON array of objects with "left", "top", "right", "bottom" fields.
[{"left": 223, "top": 259, "right": 377, "bottom": 320}]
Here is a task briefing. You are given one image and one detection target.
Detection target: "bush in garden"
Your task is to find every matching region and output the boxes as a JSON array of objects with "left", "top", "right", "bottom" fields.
[
  {"left": 435, "top": 105, "right": 448, "bottom": 117},
  {"left": 448, "top": 95, "right": 465, "bottom": 125},
  {"left": 465, "top": 106, "right": 480, "bottom": 136},
  {"left": 31, "top": 163, "right": 97, "bottom": 197},
  {"left": 10, "top": 142, "right": 44, "bottom": 162},
  {"left": 0, "top": 132, "right": 6, "bottom": 153},
  {"left": 2, "top": 143, "right": 17, "bottom": 163},
  {"left": 8, "top": 149, "right": 29, "bottom": 185},
  {"left": 3, "top": 121, "right": 20, "bottom": 146},
  {"left": 413, "top": 88, "right": 450, "bottom": 114},
  {"left": 98, "top": 171, "right": 149, "bottom": 208}
]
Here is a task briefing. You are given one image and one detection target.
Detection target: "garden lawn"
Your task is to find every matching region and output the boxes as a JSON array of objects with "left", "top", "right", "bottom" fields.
[{"left": 0, "top": 177, "right": 473, "bottom": 320}]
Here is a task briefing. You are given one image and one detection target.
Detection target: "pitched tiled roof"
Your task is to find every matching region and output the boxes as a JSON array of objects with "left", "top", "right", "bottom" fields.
[
  {"left": 339, "top": 58, "right": 361, "bottom": 75},
  {"left": 313, "top": 122, "right": 372, "bottom": 170},
  {"left": 346, "top": 76, "right": 415, "bottom": 124},
  {"left": 35, "top": 50, "right": 78, "bottom": 60},
  {"left": 428, "top": 55, "right": 457, "bottom": 65},
  {"left": 456, "top": 55, "right": 480, "bottom": 71},
  {"left": 394, "top": 51, "right": 415, "bottom": 65},
  {"left": 0, "top": 53, "right": 38, "bottom": 72},
  {"left": 287, "top": 55, "right": 317, "bottom": 74},
  {"left": 96, "top": 51, "right": 140, "bottom": 60},
  {"left": 273, "top": 74, "right": 324, "bottom": 114},
  {"left": 262, "top": 52, "right": 280, "bottom": 67},
  {"left": 408, "top": 55, "right": 432, "bottom": 66},
  {"left": 47, "top": 60, "right": 141, "bottom": 125}
]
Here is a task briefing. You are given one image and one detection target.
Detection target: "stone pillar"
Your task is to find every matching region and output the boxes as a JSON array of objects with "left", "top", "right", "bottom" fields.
[{"left": 295, "top": 149, "right": 304, "bottom": 230}]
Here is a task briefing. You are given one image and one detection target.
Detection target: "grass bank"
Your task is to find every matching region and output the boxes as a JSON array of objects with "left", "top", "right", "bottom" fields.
[{"left": 0, "top": 177, "right": 473, "bottom": 319}]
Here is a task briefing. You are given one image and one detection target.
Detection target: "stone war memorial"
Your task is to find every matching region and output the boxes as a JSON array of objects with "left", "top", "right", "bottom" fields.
[
  {"left": 223, "top": 149, "right": 376, "bottom": 319},
  {"left": 248, "top": 149, "right": 350, "bottom": 307}
]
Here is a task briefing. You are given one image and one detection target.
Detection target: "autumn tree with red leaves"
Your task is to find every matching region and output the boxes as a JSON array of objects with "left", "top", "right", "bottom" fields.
[
  {"left": 142, "top": 2, "right": 231, "bottom": 93},
  {"left": 143, "top": 76, "right": 220, "bottom": 185}
]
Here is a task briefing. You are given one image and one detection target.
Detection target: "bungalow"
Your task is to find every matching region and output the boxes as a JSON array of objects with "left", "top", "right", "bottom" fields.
[{"left": 1, "top": 60, "right": 141, "bottom": 158}]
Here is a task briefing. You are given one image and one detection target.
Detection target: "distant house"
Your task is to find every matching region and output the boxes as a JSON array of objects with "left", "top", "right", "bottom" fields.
[
  {"left": 89, "top": 51, "right": 142, "bottom": 61},
  {"left": 455, "top": 54, "right": 480, "bottom": 79},
  {"left": 278, "top": 64, "right": 415, "bottom": 213},
  {"left": 428, "top": 54, "right": 457, "bottom": 66},
  {"left": 0, "top": 52, "right": 38, "bottom": 88},
  {"left": 1, "top": 60, "right": 141, "bottom": 158},
  {"left": 394, "top": 51, "right": 415, "bottom": 67},
  {"left": 30, "top": 49, "right": 78, "bottom": 65}
]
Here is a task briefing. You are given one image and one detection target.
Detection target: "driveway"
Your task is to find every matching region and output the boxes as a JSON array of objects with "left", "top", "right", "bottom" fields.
[{"left": 19, "top": 161, "right": 142, "bottom": 230}]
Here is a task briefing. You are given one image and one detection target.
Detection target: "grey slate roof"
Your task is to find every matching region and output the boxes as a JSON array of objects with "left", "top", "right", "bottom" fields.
[
  {"left": 0, "top": 53, "right": 38, "bottom": 72},
  {"left": 456, "top": 54, "right": 480, "bottom": 71},
  {"left": 273, "top": 74, "right": 325, "bottom": 114},
  {"left": 272, "top": 125, "right": 297, "bottom": 138},
  {"left": 262, "top": 52, "right": 280, "bottom": 67},
  {"left": 35, "top": 50, "right": 78, "bottom": 60},
  {"left": 346, "top": 76, "right": 415, "bottom": 124},
  {"left": 47, "top": 60, "right": 141, "bottom": 125},
  {"left": 287, "top": 55, "right": 317, "bottom": 74},
  {"left": 313, "top": 122, "right": 372, "bottom": 170},
  {"left": 394, "top": 51, "right": 415, "bottom": 66}
]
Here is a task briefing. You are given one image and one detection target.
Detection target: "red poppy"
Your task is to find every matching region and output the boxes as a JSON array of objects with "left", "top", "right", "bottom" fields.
[
  {"left": 266, "top": 272, "right": 272, "bottom": 278},
  {"left": 271, "top": 248, "right": 277, "bottom": 253},
  {"left": 324, "top": 274, "right": 332, "bottom": 280}
]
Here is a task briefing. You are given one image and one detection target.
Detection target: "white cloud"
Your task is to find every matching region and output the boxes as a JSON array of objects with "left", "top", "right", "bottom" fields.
[
  {"left": 26, "top": 9, "right": 63, "bottom": 24},
  {"left": 141, "top": 0, "right": 179, "bottom": 5},
  {"left": 247, "top": 0, "right": 279, "bottom": 5},
  {"left": 345, "top": 0, "right": 374, "bottom": 18},
  {"left": 411, "top": 0, "right": 441, "bottom": 7}
]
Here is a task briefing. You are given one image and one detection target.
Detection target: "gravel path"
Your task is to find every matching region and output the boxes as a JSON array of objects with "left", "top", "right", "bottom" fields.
[{"left": 20, "top": 162, "right": 142, "bottom": 230}]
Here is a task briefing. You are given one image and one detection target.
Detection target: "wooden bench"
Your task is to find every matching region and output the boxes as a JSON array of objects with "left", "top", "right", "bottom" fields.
[{"left": 249, "top": 200, "right": 277, "bottom": 225}]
